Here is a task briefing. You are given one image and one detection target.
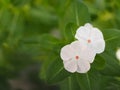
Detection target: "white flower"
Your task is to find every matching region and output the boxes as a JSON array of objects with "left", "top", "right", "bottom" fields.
[
  {"left": 75, "top": 23, "right": 105, "bottom": 54},
  {"left": 60, "top": 41, "right": 96, "bottom": 73},
  {"left": 60, "top": 23, "right": 105, "bottom": 73},
  {"left": 116, "top": 48, "right": 120, "bottom": 61}
]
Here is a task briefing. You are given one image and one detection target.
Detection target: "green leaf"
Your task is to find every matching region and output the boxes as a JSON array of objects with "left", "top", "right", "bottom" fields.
[
  {"left": 76, "top": 73, "right": 91, "bottom": 90},
  {"left": 64, "top": 23, "right": 77, "bottom": 42},
  {"left": 7, "top": 13, "right": 24, "bottom": 48},
  {"left": 100, "top": 51, "right": 120, "bottom": 76},
  {"left": 22, "top": 34, "right": 60, "bottom": 51},
  {"left": 91, "top": 55, "right": 106, "bottom": 70},
  {"left": 18, "top": 34, "right": 62, "bottom": 80},
  {"left": 46, "top": 57, "right": 71, "bottom": 84},
  {"left": 30, "top": 7, "right": 57, "bottom": 25},
  {"left": 11, "top": 0, "right": 32, "bottom": 7},
  {"left": 0, "top": 8, "right": 13, "bottom": 28},
  {"left": 60, "top": 75, "right": 80, "bottom": 90},
  {"left": 40, "top": 54, "right": 56, "bottom": 80},
  {"left": 60, "top": 0, "right": 90, "bottom": 39},
  {"left": 99, "top": 29, "right": 120, "bottom": 76},
  {"left": 21, "top": 34, "right": 62, "bottom": 64},
  {"left": 76, "top": 71, "right": 120, "bottom": 90},
  {"left": 63, "top": 0, "right": 90, "bottom": 27},
  {"left": 73, "top": 0, "right": 91, "bottom": 26},
  {"left": 102, "top": 29, "right": 120, "bottom": 42}
]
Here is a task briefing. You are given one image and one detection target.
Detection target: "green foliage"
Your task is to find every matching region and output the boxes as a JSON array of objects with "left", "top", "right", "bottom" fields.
[
  {"left": 63, "top": 0, "right": 91, "bottom": 26},
  {"left": 0, "top": 0, "right": 120, "bottom": 89},
  {"left": 46, "top": 57, "right": 71, "bottom": 84},
  {"left": 64, "top": 23, "right": 77, "bottom": 42}
]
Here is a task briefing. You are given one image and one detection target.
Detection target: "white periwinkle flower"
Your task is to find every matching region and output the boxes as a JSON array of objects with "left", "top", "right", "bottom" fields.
[
  {"left": 60, "top": 23, "right": 105, "bottom": 73},
  {"left": 75, "top": 23, "right": 105, "bottom": 54},
  {"left": 60, "top": 41, "right": 96, "bottom": 73},
  {"left": 116, "top": 48, "right": 120, "bottom": 61}
]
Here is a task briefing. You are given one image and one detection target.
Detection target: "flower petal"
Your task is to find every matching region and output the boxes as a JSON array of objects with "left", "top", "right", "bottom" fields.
[
  {"left": 91, "top": 28, "right": 104, "bottom": 40},
  {"left": 70, "top": 40, "right": 87, "bottom": 54},
  {"left": 80, "top": 46, "right": 96, "bottom": 63},
  {"left": 60, "top": 45, "right": 75, "bottom": 61},
  {"left": 84, "top": 23, "right": 93, "bottom": 29},
  {"left": 77, "top": 60, "right": 90, "bottom": 73},
  {"left": 91, "top": 39, "right": 105, "bottom": 54},
  {"left": 75, "top": 26, "right": 91, "bottom": 41},
  {"left": 70, "top": 41, "right": 96, "bottom": 63},
  {"left": 63, "top": 59, "right": 77, "bottom": 73}
]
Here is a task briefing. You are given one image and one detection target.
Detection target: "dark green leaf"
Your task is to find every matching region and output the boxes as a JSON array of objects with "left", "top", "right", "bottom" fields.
[
  {"left": 64, "top": 23, "right": 77, "bottom": 42},
  {"left": 76, "top": 71, "right": 120, "bottom": 90},
  {"left": 46, "top": 57, "right": 71, "bottom": 84},
  {"left": 99, "top": 29, "right": 120, "bottom": 76},
  {"left": 22, "top": 34, "right": 60, "bottom": 51},
  {"left": 60, "top": 75, "right": 80, "bottom": 90},
  {"left": 73, "top": 0, "right": 91, "bottom": 26},
  {"left": 63, "top": 0, "right": 90, "bottom": 27},
  {"left": 91, "top": 55, "right": 106, "bottom": 70},
  {"left": 100, "top": 51, "right": 120, "bottom": 76},
  {"left": 76, "top": 73, "right": 91, "bottom": 90},
  {"left": 102, "top": 29, "right": 120, "bottom": 42},
  {"left": 30, "top": 8, "right": 57, "bottom": 25}
]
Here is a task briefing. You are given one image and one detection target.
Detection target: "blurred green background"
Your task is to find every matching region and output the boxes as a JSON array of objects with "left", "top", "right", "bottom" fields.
[{"left": 0, "top": 0, "right": 120, "bottom": 90}]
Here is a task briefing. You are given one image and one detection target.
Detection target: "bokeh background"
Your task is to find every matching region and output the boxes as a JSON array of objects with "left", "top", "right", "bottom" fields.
[{"left": 0, "top": 0, "right": 120, "bottom": 90}]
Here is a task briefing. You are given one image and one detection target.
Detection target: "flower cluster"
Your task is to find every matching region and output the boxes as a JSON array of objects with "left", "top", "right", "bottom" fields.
[{"left": 60, "top": 23, "right": 105, "bottom": 73}]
